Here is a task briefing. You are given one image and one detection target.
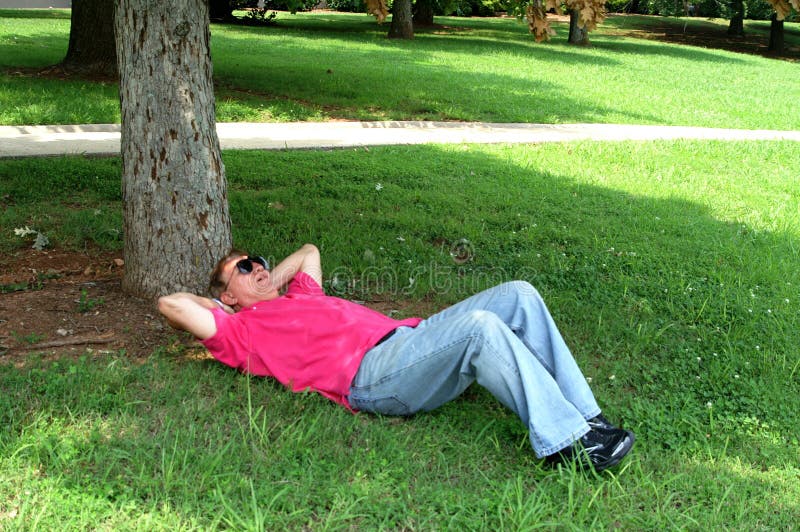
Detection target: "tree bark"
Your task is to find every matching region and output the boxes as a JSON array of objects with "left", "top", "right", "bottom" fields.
[
  {"left": 768, "top": 13, "right": 784, "bottom": 53},
  {"left": 388, "top": 0, "right": 414, "bottom": 39},
  {"left": 568, "top": 9, "right": 589, "bottom": 45},
  {"left": 413, "top": 0, "right": 435, "bottom": 26},
  {"left": 60, "top": 0, "right": 117, "bottom": 77},
  {"left": 115, "top": 0, "right": 232, "bottom": 298},
  {"left": 727, "top": 0, "right": 744, "bottom": 37}
]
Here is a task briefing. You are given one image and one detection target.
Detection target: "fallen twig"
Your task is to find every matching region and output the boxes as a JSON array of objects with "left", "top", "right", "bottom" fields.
[{"left": 20, "top": 334, "right": 116, "bottom": 350}]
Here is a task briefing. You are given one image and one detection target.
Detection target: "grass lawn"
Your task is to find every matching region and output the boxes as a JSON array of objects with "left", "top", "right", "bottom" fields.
[
  {"left": 1, "top": 6, "right": 799, "bottom": 530},
  {"left": 0, "top": 9, "right": 798, "bottom": 128},
  {"left": 1, "top": 140, "right": 799, "bottom": 528}
]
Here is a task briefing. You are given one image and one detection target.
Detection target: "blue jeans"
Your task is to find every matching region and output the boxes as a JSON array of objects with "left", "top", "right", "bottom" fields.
[{"left": 348, "top": 281, "right": 601, "bottom": 458}]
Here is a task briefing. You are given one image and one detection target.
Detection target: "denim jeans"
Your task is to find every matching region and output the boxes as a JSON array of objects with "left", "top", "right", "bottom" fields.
[{"left": 348, "top": 281, "right": 601, "bottom": 458}]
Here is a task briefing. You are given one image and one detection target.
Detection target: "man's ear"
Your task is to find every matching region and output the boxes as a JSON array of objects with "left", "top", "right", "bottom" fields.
[{"left": 220, "top": 291, "right": 237, "bottom": 307}]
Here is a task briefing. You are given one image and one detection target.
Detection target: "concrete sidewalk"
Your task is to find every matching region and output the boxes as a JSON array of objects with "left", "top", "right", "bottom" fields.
[{"left": 1, "top": 121, "right": 799, "bottom": 158}]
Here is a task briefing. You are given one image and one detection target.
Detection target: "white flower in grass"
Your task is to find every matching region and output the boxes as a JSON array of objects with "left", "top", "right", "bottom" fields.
[
  {"left": 609, "top": 374, "right": 616, "bottom": 381},
  {"left": 706, "top": 401, "right": 713, "bottom": 409},
  {"left": 785, "top": 298, "right": 790, "bottom": 304},
  {"left": 396, "top": 236, "right": 405, "bottom": 242},
  {"left": 734, "top": 374, "right": 740, "bottom": 379},
  {"left": 755, "top": 345, "right": 760, "bottom": 351},
  {"left": 375, "top": 183, "right": 383, "bottom": 191},
  {"left": 696, "top": 357, "right": 701, "bottom": 362},
  {"left": 586, "top": 377, "right": 592, "bottom": 383}
]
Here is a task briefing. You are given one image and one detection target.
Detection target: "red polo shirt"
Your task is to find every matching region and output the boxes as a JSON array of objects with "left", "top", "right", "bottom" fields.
[{"left": 201, "top": 272, "right": 422, "bottom": 408}]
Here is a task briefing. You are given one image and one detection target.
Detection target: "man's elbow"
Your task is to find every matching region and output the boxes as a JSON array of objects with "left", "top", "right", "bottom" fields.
[{"left": 157, "top": 293, "right": 185, "bottom": 320}]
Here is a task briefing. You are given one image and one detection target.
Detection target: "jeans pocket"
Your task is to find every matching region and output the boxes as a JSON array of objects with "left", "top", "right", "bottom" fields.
[{"left": 350, "top": 394, "right": 411, "bottom": 416}]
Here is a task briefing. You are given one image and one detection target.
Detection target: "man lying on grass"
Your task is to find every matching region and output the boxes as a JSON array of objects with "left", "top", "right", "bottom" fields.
[{"left": 158, "top": 243, "right": 634, "bottom": 472}]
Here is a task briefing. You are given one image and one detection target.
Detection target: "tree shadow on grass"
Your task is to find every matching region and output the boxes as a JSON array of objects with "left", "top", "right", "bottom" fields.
[
  {"left": 210, "top": 32, "right": 665, "bottom": 124},
  {"left": 591, "top": 35, "right": 751, "bottom": 63}
]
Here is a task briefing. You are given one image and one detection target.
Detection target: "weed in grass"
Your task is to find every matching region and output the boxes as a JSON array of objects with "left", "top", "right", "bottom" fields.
[
  {"left": 76, "top": 289, "right": 104, "bottom": 313},
  {"left": 10, "top": 330, "right": 44, "bottom": 344},
  {"left": 1, "top": 280, "right": 36, "bottom": 293}
]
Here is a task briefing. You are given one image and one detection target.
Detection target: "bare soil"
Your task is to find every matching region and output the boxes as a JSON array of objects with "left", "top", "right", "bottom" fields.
[{"left": 0, "top": 249, "right": 188, "bottom": 364}]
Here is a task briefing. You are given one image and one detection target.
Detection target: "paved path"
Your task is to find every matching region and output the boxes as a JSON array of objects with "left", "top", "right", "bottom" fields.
[{"left": 1, "top": 121, "right": 798, "bottom": 158}]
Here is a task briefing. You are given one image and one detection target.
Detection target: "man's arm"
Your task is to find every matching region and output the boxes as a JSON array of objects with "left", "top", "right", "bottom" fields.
[
  {"left": 269, "top": 243, "right": 322, "bottom": 291},
  {"left": 157, "top": 292, "right": 223, "bottom": 340}
]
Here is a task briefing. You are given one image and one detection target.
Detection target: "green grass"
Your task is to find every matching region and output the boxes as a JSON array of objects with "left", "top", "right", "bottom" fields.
[
  {"left": 1, "top": 9, "right": 799, "bottom": 128},
  {"left": 2, "top": 140, "right": 799, "bottom": 528}
]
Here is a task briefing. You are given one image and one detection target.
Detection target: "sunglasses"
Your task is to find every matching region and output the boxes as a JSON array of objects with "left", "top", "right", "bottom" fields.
[{"left": 224, "top": 255, "right": 268, "bottom": 291}]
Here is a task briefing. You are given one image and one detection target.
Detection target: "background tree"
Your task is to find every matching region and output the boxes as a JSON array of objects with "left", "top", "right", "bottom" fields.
[
  {"left": 413, "top": 0, "right": 436, "bottom": 26},
  {"left": 59, "top": 0, "right": 116, "bottom": 77},
  {"left": 522, "top": 0, "right": 605, "bottom": 43},
  {"left": 727, "top": 0, "right": 745, "bottom": 36},
  {"left": 768, "top": 12, "right": 784, "bottom": 51},
  {"left": 766, "top": 0, "right": 798, "bottom": 52},
  {"left": 115, "top": 0, "right": 232, "bottom": 298},
  {"left": 389, "top": 0, "right": 415, "bottom": 38},
  {"left": 568, "top": 8, "right": 590, "bottom": 44}
]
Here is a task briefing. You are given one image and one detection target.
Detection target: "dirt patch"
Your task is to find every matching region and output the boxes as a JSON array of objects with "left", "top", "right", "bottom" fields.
[{"left": 0, "top": 249, "right": 189, "bottom": 364}]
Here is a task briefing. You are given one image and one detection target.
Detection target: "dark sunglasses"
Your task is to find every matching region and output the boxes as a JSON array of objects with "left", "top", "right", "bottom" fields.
[
  {"left": 224, "top": 255, "right": 268, "bottom": 291},
  {"left": 234, "top": 255, "right": 268, "bottom": 274}
]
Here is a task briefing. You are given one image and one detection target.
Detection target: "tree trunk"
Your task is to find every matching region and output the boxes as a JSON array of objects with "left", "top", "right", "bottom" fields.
[
  {"left": 115, "top": 0, "right": 232, "bottom": 298},
  {"left": 727, "top": 0, "right": 744, "bottom": 36},
  {"left": 388, "top": 0, "right": 414, "bottom": 39},
  {"left": 413, "top": 0, "right": 435, "bottom": 26},
  {"left": 568, "top": 9, "right": 589, "bottom": 45},
  {"left": 768, "top": 13, "right": 784, "bottom": 53},
  {"left": 60, "top": 0, "right": 117, "bottom": 77}
]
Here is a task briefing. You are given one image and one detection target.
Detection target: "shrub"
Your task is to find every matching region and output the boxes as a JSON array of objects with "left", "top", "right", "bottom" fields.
[
  {"left": 235, "top": 0, "right": 318, "bottom": 12},
  {"left": 326, "top": 0, "right": 366, "bottom": 12}
]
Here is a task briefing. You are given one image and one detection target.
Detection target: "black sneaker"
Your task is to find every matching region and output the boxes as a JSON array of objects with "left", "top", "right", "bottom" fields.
[
  {"left": 546, "top": 427, "right": 635, "bottom": 472},
  {"left": 587, "top": 413, "right": 615, "bottom": 431}
]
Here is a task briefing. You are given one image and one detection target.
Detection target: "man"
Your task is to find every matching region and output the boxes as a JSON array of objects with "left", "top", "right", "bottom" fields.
[{"left": 158, "top": 243, "right": 635, "bottom": 472}]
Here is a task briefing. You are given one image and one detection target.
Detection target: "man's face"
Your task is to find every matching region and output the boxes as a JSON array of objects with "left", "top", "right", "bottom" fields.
[{"left": 220, "top": 255, "right": 279, "bottom": 308}]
